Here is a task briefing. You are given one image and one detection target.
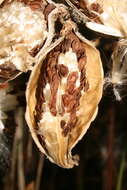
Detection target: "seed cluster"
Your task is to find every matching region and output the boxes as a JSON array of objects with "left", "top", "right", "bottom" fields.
[{"left": 35, "top": 32, "right": 88, "bottom": 139}]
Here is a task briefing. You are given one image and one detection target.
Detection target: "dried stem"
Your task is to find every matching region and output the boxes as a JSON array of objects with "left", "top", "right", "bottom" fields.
[
  {"left": 16, "top": 108, "right": 25, "bottom": 190},
  {"left": 9, "top": 124, "right": 18, "bottom": 190},
  {"left": 25, "top": 134, "right": 33, "bottom": 170},
  {"left": 116, "top": 151, "right": 126, "bottom": 190},
  {"left": 7, "top": 108, "right": 25, "bottom": 190},
  {"left": 35, "top": 154, "right": 45, "bottom": 190},
  {"left": 103, "top": 105, "right": 116, "bottom": 190}
]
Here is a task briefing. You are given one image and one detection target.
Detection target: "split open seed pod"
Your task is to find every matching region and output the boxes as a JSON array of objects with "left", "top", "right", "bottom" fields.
[{"left": 26, "top": 19, "right": 103, "bottom": 168}]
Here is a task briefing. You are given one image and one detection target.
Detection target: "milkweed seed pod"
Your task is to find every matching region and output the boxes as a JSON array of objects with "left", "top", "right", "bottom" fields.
[
  {"left": 25, "top": 19, "right": 103, "bottom": 168},
  {"left": 0, "top": 0, "right": 65, "bottom": 83}
]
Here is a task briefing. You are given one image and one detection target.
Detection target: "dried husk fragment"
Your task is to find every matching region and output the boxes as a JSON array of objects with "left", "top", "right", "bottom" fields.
[
  {"left": 25, "top": 20, "right": 103, "bottom": 168},
  {"left": 66, "top": 0, "right": 127, "bottom": 38},
  {"left": 85, "top": 0, "right": 127, "bottom": 37},
  {"left": 65, "top": 0, "right": 102, "bottom": 23}
]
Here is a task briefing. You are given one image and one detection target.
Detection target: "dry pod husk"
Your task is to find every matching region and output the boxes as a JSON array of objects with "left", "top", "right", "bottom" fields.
[
  {"left": 85, "top": 0, "right": 127, "bottom": 37},
  {"left": 64, "top": 0, "right": 104, "bottom": 24},
  {"left": 65, "top": 0, "right": 127, "bottom": 38},
  {"left": 0, "top": 0, "right": 65, "bottom": 83},
  {"left": 26, "top": 20, "right": 103, "bottom": 168}
]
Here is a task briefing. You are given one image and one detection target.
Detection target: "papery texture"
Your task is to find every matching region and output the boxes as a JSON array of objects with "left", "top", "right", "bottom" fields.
[
  {"left": 66, "top": 0, "right": 127, "bottom": 37},
  {"left": 26, "top": 25, "right": 103, "bottom": 168},
  {"left": 85, "top": 0, "right": 127, "bottom": 37}
]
